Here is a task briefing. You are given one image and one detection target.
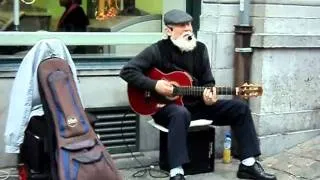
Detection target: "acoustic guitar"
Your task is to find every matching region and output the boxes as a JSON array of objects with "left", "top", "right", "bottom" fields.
[{"left": 127, "top": 68, "right": 263, "bottom": 115}]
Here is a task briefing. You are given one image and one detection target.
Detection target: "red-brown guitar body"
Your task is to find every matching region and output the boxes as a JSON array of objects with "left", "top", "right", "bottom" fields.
[{"left": 127, "top": 68, "right": 192, "bottom": 115}]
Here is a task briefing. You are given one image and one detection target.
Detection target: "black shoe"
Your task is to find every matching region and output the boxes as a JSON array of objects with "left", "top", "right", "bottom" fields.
[
  {"left": 237, "top": 162, "right": 277, "bottom": 180},
  {"left": 169, "top": 174, "right": 185, "bottom": 180}
]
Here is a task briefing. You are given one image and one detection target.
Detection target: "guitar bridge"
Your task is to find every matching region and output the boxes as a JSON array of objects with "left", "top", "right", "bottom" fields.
[
  {"left": 144, "top": 91, "right": 151, "bottom": 98},
  {"left": 144, "top": 91, "right": 151, "bottom": 104}
]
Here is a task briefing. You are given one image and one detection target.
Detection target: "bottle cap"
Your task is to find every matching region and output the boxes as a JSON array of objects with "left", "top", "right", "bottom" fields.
[{"left": 225, "top": 131, "right": 231, "bottom": 137}]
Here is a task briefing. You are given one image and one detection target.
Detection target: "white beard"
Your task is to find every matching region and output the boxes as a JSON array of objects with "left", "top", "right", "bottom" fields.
[{"left": 170, "top": 32, "right": 197, "bottom": 52}]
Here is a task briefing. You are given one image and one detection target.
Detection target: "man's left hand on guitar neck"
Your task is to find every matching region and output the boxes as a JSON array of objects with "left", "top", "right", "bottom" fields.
[{"left": 203, "top": 87, "right": 218, "bottom": 106}]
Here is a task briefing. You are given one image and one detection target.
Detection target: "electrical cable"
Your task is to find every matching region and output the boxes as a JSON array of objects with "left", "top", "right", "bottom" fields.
[
  {"left": 0, "top": 168, "right": 19, "bottom": 180},
  {"left": 121, "top": 110, "right": 169, "bottom": 178},
  {"left": 20, "top": 0, "right": 36, "bottom": 5},
  {"left": 0, "top": 170, "right": 9, "bottom": 180}
]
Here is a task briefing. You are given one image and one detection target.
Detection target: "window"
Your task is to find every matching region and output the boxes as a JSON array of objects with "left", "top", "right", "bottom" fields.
[
  {"left": 0, "top": 0, "right": 164, "bottom": 55},
  {"left": 0, "top": 0, "right": 163, "bottom": 32}
]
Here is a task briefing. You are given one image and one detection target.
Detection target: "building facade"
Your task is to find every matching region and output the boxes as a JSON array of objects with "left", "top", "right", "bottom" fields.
[
  {"left": 198, "top": 0, "right": 320, "bottom": 156},
  {"left": 0, "top": 0, "right": 319, "bottom": 168}
]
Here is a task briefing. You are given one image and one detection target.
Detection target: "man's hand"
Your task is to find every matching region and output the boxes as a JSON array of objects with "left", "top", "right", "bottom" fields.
[
  {"left": 203, "top": 87, "right": 218, "bottom": 105},
  {"left": 155, "top": 80, "right": 174, "bottom": 96}
]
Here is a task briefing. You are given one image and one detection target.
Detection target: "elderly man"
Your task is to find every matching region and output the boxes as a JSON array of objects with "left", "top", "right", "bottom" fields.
[{"left": 120, "top": 9, "right": 277, "bottom": 180}]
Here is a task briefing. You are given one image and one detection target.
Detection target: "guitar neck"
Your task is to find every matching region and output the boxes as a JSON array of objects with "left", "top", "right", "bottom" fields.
[{"left": 173, "top": 86, "right": 237, "bottom": 96}]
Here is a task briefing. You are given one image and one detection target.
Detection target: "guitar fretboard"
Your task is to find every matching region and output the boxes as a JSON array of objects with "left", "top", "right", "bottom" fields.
[{"left": 173, "top": 86, "right": 236, "bottom": 96}]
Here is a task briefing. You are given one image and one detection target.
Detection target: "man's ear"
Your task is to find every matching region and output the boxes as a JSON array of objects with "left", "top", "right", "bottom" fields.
[{"left": 165, "top": 26, "right": 173, "bottom": 36}]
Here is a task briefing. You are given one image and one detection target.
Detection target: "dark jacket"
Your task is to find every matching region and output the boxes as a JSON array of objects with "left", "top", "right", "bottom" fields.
[
  {"left": 120, "top": 39, "right": 215, "bottom": 106},
  {"left": 57, "top": 4, "right": 89, "bottom": 32}
]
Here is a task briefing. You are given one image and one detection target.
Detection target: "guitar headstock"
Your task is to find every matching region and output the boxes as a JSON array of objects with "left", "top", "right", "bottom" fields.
[{"left": 238, "top": 83, "right": 263, "bottom": 98}]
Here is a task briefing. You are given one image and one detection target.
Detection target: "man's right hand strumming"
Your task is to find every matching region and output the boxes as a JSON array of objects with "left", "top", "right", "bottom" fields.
[{"left": 155, "top": 80, "right": 174, "bottom": 96}]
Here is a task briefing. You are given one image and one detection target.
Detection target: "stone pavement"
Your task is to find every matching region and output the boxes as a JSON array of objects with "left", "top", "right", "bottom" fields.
[
  {"left": 118, "top": 135, "right": 320, "bottom": 180},
  {"left": 0, "top": 136, "right": 319, "bottom": 180},
  {"left": 262, "top": 135, "right": 320, "bottom": 180}
]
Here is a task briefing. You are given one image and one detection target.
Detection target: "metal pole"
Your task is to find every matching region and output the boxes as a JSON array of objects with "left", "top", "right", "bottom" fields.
[
  {"left": 120, "top": 0, "right": 124, "bottom": 11},
  {"left": 13, "top": 0, "right": 20, "bottom": 31},
  {"left": 234, "top": 0, "right": 253, "bottom": 87},
  {"left": 232, "top": 0, "right": 253, "bottom": 158},
  {"left": 234, "top": 26, "right": 253, "bottom": 87},
  {"left": 239, "top": 0, "right": 251, "bottom": 26}
]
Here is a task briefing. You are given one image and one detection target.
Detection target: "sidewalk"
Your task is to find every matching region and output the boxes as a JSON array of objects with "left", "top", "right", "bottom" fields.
[
  {"left": 0, "top": 136, "right": 319, "bottom": 180},
  {"left": 118, "top": 135, "right": 320, "bottom": 180},
  {"left": 262, "top": 135, "right": 320, "bottom": 180}
]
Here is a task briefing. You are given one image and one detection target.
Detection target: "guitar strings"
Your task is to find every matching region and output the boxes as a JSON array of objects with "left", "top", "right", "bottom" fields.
[{"left": 176, "top": 86, "right": 237, "bottom": 96}]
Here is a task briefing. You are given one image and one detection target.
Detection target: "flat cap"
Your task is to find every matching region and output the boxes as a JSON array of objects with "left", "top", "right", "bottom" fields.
[{"left": 164, "top": 9, "right": 193, "bottom": 25}]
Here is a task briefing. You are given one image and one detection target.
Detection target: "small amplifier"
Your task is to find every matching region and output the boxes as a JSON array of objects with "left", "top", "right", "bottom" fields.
[{"left": 159, "top": 126, "right": 215, "bottom": 175}]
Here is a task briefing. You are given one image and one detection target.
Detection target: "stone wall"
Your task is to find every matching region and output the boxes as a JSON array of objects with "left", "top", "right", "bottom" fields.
[{"left": 198, "top": 0, "right": 320, "bottom": 156}]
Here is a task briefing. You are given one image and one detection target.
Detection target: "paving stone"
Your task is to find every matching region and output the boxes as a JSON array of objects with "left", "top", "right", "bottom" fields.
[{"left": 263, "top": 153, "right": 320, "bottom": 179}]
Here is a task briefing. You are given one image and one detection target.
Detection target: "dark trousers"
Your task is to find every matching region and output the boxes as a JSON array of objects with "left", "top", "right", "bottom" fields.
[{"left": 152, "top": 99, "right": 261, "bottom": 169}]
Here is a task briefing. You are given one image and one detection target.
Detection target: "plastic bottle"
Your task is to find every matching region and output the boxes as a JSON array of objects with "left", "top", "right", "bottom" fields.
[{"left": 223, "top": 131, "right": 232, "bottom": 163}]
